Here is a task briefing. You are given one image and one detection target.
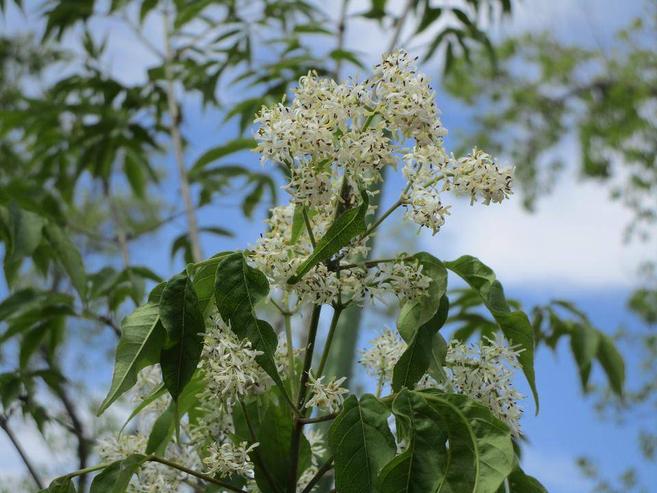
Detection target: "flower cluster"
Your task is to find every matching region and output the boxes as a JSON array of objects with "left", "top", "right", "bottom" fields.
[
  {"left": 202, "top": 441, "right": 258, "bottom": 478},
  {"left": 96, "top": 434, "right": 185, "bottom": 493},
  {"left": 358, "top": 331, "right": 524, "bottom": 435},
  {"left": 443, "top": 334, "right": 525, "bottom": 436},
  {"left": 305, "top": 374, "right": 349, "bottom": 413},
  {"left": 253, "top": 50, "right": 513, "bottom": 306},
  {"left": 199, "top": 318, "right": 271, "bottom": 405},
  {"left": 86, "top": 49, "right": 535, "bottom": 493},
  {"left": 359, "top": 329, "right": 406, "bottom": 386}
]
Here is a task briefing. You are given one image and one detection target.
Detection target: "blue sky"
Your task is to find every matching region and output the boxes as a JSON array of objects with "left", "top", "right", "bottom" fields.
[{"left": 1, "top": 1, "right": 655, "bottom": 491}]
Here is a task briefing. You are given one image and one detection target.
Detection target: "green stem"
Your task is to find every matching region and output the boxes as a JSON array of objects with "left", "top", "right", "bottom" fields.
[
  {"left": 316, "top": 305, "right": 344, "bottom": 378},
  {"left": 288, "top": 304, "right": 323, "bottom": 492},
  {"left": 149, "top": 455, "right": 247, "bottom": 493},
  {"left": 302, "top": 206, "right": 317, "bottom": 248},
  {"left": 337, "top": 258, "right": 398, "bottom": 271},
  {"left": 284, "top": 309, "right": 296, "bottom": 390},
  {"left": 375, "top": 373, "right": 385, "bottom": 398},
  {"left": 361, "top": 198, "right": 402, "bottom": 239},
  {"left": 298, "top": 413, "right": 338, "bottom": 425},
  {"left": 300, "top": 458, "right": 334, "bottom": 493},
  {"left": 54, "top": 455, "right": 248, "bottom": 493},
  {"left": 62, "top": 462, "right": 110, "bottom": 479}
]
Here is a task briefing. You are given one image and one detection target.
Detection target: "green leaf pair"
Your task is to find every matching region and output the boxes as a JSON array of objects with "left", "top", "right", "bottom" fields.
[{"left": 329, "top": 390, "right": 516, "bottom": 493}]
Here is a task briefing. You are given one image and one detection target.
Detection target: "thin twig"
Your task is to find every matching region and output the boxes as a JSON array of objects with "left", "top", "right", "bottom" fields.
[
  {"left": 163, "top": 8, "right": 203, "bottom": 262},
  {"left": 387, "top": 0, "right": 414, "bottom": 53},
  {"left": 298, "top": 413, "right": 338, "bottom": 425},
  {"left": 148, "top": 456, "right": 248, "bottom": 493},
  {"left": 288, "top": 304, "right": 322, "bottom": 492},
  {"left": 300, "top": 458, "right": 334, "bottom": 493},
  {"left": 316, "top": 304, "right": 344, "bottom": 378},
  {"left": 333, "top": 0, "right": 351, "bottom": 79},
  {"left": 302, "top": 206, "right": 317, "bottom": 248},
  {"left": 0, "top": 415, "right": 44, "bottom": 489},
  {"left": 44, "top": 351, "right": 92, "bottom": 491}
]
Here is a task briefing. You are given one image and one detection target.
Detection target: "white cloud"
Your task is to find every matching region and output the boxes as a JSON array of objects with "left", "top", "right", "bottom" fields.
[{"left": 424, "top": 171, "right": 653, "bottom": 288}]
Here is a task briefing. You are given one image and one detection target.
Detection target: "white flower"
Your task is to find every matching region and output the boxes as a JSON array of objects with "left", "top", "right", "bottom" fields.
[
  {"left": 451, "top": 148, "right": 513, "bottom": 205},
  {"left": 283, "top": 164, "right": 334, "bottom": 207},
  {"left": 96, "top": 434, "right": 183, "bottom": 493},
  {"left": 367, "top": 260, "right": 432, "bottom": 302},
  {"left": 200, "top": 318, "right": 270, "bottom": 405},
  {"left": 305, "top": 429, "right": 327, "bottom": 466},
  {"left": 305, "top": 374, "right": 349, "bottom": 413},
  {"left": 296, "top": 430, "right": 326, "bottom": 492},
  {"left": 369, "top": 50, "right": 447, "bottom": 144},
  {"left": 202, "top": 441, "right": 258, "bottom": 478},
  {"left": 442, "top": 334, "right": 525, "bottom": 436},
  {"left": 190, "top": 402, "right": 234, "bottom": 446},
  {"left": 297, "top": 466, "right": 319, "bottom": 493},
  {"left": 359, "top": 329, "right": 406, "bottom": 385},
  {"left": 404, "top": 187, "right": 451, "bottom": 234}
]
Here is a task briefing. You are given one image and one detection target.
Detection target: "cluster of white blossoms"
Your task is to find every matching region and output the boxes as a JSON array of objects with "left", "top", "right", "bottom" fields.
[
  {"left": 253, "top": 50, "right": 513, "bottom": 305},
  {"left": 202, "top": 441, "right": 258, "bottom": 478},
  {"left": 93, "top": 51, "right": 523, "bottom": 493},
  {"left": 359, "top": 330, "right": 524, "bottom": 435},
  {"left": 443, "top": 334, "right": 525, "bottom": 436},
  {"left": 297, "top": 429, "right": 328, "bottom": 492},
  {"left": 199, "top": 318, "right": 271, "bottom": 405},
  {"left": 96, "top": 434, "right": 186, "bottom": 493},
  {"left": 359, "top": 329, "right": 407, "bottom": 386},
  {"left": 304, "top": 374, "right": 349, "bottom": 413}
]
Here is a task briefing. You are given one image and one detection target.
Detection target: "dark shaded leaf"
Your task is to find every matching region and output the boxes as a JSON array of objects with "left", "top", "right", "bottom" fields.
[{"left": 329, "top": 394, "right": 396, "bottom": 493}]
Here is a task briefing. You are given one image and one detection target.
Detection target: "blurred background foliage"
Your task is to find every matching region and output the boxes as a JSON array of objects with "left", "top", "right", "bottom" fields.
[{"left": 0, "top": 0, "right": 652, "bottom": 491}]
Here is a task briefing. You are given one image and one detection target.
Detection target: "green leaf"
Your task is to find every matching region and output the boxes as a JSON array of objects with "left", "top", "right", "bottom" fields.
[
  {"left": 506, "top": 466, "right": 548, "bottom": 493},
  {"left": 290, "top": 204, "right": 305, "bottom": 244},
  {"left": 393, "top": 318, "right": 442, "bottom": 392},
  {"left": 124, "top": 152, "right": 147, "bottom": 198},
  {"left": 89, "top": 454, "right": 147, "bottom": 493},
  {"left": 397, "top": 252, "right": 448, "bottom": 341},
  {"left": 416, "top": 6, "right": 442, "bottom": 34},
  {"left": 439, "top": 394, "right": 515, "bottom": 493},
  {"left": 258, "top": 399, "right": 310, "bottom": 492},
  {"left": 329, "top": 49, "right": 366, "bottom": 69},
  {"left": 139, "top": 0, "right": 157, "bottom": 22},
  {"left": 19, "top": 322, "right": 50, "bottom": 368},
  {"left": 39, "top": 476, "right": 77, "bottom": 493},
  {"left": 329, "top": 394, "right": 396, "bottom": 493},
  {"left": 379, "top": 390, "right": 514, "bottom": 493},
  {"left": 146, "top": 400, "right": 176, "bottom": 454},
  {"left": 119, "top": 383, "right": 166, "bottom": 433},
  {"left": 214, "top": 252, "right": 283, "bottom": 387},
  {"left": 596, "top": 332, "right": 625, "bottom": 396},
  {"left": 570, "top": 322, "right": 599, "bottom": 389},
  {"left": 159, "top": 273, "right": 206, "bottom": 399},
  {"left": 159, "top": 273, "right": 204, "bottom": 343},
  {"left": 44, "top": 223, "right": 87, "bottom": 300},
  {"left": 287, "top": 191, "right": 369, "bottom": 285},
  {"left": 187, "top": 251, "right": 232, "bottom": 314},
  {"left": 445, "top": 255, "right": 539, "bottom": 412},
  {"left": 98, "top": 303, "right": 165, "bottom": 415},
  {"left": 6, "top": 204, "right": 44, "bottom": 268},
  {"left": 190, "top": 138, "right": 256, "bottom": 175},
  {"left": 378, "top": 389, "right": 478, "bottom": 493}
]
